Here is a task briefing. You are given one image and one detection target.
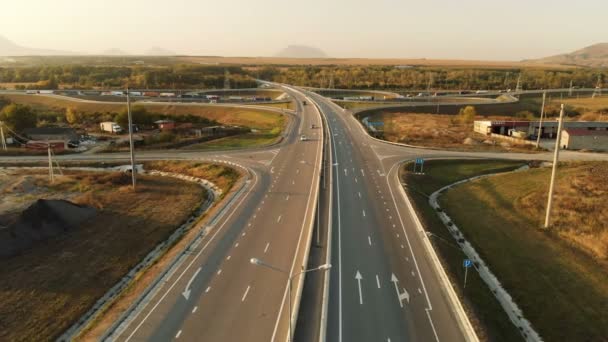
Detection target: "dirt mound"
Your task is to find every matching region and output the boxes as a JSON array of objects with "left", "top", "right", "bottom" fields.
[{"left": 0, "top": 199, "right": 96, "bottom": 258}]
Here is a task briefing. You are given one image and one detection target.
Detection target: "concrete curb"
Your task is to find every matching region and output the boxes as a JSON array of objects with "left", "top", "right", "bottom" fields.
[
  {"left": 394, "top": 162, "right": 480, "bottom": 342},
  {"left": 317, "top": 95, "right": 333, "bottom": 342},
  {"left": 428, "top": 166, "right": 543, "bottom": 342}
]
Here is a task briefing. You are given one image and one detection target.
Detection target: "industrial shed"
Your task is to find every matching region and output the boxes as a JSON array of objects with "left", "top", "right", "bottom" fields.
[{"left": 560, "top": 129, "right": 608, "bottom": 151}]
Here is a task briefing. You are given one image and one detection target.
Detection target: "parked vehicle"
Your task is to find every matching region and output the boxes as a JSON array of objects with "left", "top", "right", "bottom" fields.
[
  {"left": 300, "top": 134, "right": 307, "bottom": 141},
  {"left": 100, "top": 122, "right": 123, "bottom": 134}
]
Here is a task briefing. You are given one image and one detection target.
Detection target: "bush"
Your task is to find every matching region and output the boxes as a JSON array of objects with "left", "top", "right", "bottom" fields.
[
  {"left": 515, "top": 110, "right": 535, "bottom": 120},
  {"left": 458, "top": 106, "right": 477, "bottom": 124}
]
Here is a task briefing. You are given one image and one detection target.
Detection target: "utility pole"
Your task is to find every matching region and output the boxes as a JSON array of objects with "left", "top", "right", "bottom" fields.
[
  {"left": 47, "top": 143, "right": 55, "bottom": 183},
  {"left": 127, "top": 88, "right": 137, "bottom": 189},
  {"left": 544, "top": 104, "right": 565, "bottom": 229},
  {"left": 592, "top": 75, "right": 602, "bottom": 98},
  {"left": 536, "top": 92, "right": 546, "bottom": 149},
  {"left": 0, "top": 121, "right": 6, "bottom": 151},
  {"left": 224, "top": 69, "right": 231, "bottom": 90},
  {"left": 515, "top": 73, "right": 522, "bottom": 93}
]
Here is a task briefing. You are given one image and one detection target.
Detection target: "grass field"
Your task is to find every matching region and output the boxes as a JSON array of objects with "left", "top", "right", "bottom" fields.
[
  {"left": 182, "top": 132, "right": 280, "bottom": 150},
  {"left": 557, "top": 95, "right": 608, "bottom": 120},
  {"left": 367, "top": 112, "right": 539, "bottom": 152},
  {"left": 438, "top": 162, "right": 608, "bottom": 341},
  {"left": 0, "top": 170, "right": 206, "bottom": 342},
  {"left": 401, "top": 159, "right": 527, "bottom": 341},
  {"left": 1, "top": 94, "right": 285, "bottom": 130}
]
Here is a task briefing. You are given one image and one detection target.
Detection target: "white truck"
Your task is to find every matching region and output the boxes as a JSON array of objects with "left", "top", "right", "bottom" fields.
[{"left": 100, "top": 122, "right": 123, "bottom": 134}]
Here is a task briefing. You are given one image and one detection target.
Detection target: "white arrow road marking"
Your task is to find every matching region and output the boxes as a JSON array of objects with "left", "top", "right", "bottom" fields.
[
  {"left": 391, "top": 273, "right": 410, "bottom": 308},
  {"left": 355, "top": 271, "right": 364, "bottom": 305},
  {"left": 182, "top": 267, "right": 202, "bottom": 300}
]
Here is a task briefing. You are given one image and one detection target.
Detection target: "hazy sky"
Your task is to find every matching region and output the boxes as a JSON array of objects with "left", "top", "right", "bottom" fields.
[{"left": 1, "top": 0, "right": 606, "bottom": 60}]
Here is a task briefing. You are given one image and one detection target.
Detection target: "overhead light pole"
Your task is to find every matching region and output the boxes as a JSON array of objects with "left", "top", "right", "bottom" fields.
[
  {"left": 0, "top": 121, "right": 7, "bottom": 151},
  {"left": 535, "top": 92, "right": 546, "bottom": 149},
  {"left": 544, "top": 104, "right": 565, "bottom": 229},
  {"left": 127, "top": 87, "right": 137, "bottom": 189},
  {"left": 250, "top": 258, "right": 331, "bottom": 341}
]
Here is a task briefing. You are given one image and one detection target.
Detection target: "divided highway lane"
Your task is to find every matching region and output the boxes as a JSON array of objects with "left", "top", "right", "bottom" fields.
[
  {"left": 109, "top": 92, "right": 323, "bottom": 342},
  {"left": 308, "top": 92, "right": 472, "bottom": 342}
]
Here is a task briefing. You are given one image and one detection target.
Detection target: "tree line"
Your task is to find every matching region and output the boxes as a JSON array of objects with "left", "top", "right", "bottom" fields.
[
  {"left": 0, "top": 65, "right": 257, "bottom": 89},
  {"left": 257, "top": 66, "right": 605, "bottom": 91}
]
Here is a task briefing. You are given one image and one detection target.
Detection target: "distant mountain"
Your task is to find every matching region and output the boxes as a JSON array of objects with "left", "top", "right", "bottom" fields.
[
  {"left": 145, "top": 47, "right": 176, "bottom": 56},
  {"left": 0, "top": 35, "right": 73, "bottom": 56},
  {"left": 528, "top": 43, "right": 608, "bottom": 68},
  {"left": 275, "top": 45, "right": 328, "bottom": 58},
  {"left": 101, "top": 48, "right": 129, "bottom": 56}
]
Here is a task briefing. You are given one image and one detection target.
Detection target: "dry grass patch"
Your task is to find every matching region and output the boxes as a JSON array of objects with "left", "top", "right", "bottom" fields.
[
  {"left": 368, "top": 112, "right": 537, "bottom": 152},
  {"left": 144, "top": 161, "right": 240, "bottom": 195},
  {"left": 0, "top": 170, "right": 207, "bottom": 342}
]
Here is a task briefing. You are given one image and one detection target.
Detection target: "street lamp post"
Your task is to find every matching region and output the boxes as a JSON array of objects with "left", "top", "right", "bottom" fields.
[{"left": 250, "top": 258, "right": 331, "bottom": 341}]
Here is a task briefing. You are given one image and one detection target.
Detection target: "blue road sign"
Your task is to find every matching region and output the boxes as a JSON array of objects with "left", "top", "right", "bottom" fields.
[
  {"left": 415, "top": 158, "right": 424, "bottom": 164},
  {"left": 463, "top": 259, "right": 473, "bottom": 268}
]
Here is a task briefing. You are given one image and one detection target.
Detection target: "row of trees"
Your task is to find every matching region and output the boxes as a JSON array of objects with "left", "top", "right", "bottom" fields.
[
  {"left": 257, "top": 66, "right": 605, "bottom": 91},
  {"left": 0, "top": 65, "right": 257, "bottom": 89}
]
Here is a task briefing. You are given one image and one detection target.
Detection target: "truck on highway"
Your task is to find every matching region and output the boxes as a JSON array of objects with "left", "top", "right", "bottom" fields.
[{"left": 100, "top": 122, "right": 123, "bottom": 134}]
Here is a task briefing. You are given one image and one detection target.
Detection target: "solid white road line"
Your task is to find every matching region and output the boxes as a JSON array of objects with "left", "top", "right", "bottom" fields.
[{"left": 242, "top": 285, "right": 251, "bottom": 302}]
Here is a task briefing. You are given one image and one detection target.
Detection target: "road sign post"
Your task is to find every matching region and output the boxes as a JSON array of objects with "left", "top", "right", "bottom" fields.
[
  {"left": 414, "top": 158, "right": 425, "bottom": 174},
  {"left": 463, "top": 259, "right": 472, "bottom": 289}
]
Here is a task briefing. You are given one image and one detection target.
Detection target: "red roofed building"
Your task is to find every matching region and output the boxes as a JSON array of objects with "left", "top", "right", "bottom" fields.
[{"left": 560, "top": 129, "right": 608, "bottom": 151}]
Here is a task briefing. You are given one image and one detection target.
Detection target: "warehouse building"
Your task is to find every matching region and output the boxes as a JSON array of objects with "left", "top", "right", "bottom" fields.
[
  {"left": 474, "top": 120, "right": 608, "bottom": 139},
  {"left": 23, "top": 127, "right": 78, "bottom": 142},
  {"left": 560, "top": 129, "right": 608, "bottom": 151}
]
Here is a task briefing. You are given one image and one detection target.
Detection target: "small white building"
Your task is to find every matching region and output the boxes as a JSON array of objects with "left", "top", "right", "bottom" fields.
[{"left": 560, "top": 129, "right": 608, "bottom": 151}]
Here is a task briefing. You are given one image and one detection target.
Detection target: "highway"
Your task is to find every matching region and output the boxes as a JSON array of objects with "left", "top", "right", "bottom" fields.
[
  {"left": 2, "top": 85, "right": 607, "bottom": 342},
  {"left": 303, "top": 91, "right": 474, "bottom": 342},
  {"left": 94, "top": 89, "right": 323, "bottom": 342}
]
